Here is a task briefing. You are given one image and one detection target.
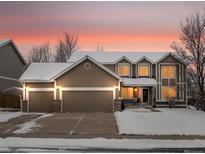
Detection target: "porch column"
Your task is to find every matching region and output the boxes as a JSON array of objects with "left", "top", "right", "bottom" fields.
[{"left": 152, "top": 86, "right": 156, "bottom": 105}]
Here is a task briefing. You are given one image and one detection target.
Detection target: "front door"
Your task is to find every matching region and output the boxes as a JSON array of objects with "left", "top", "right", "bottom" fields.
[{"left": 143, "top": 89, "right": 149, "bottom": 103}]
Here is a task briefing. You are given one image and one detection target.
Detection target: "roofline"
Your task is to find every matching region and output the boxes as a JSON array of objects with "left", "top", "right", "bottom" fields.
[
  {"left": 19, "top": 79, "right": 53, "bottom": 83},
  {"left": 0, "top": 39, "right": 27, "bottom": 65},
  {"left": 155, "top": 52, "right": 185, "bottom": 65},
  {"left": 134, "top": 56, "right": 154, "bottom": 64},
  {"left": 51, "top": 55, "right": 121, "bottom": 81},
  {"left": 114, "top": 56, "right": 134, "bottom": 64}
]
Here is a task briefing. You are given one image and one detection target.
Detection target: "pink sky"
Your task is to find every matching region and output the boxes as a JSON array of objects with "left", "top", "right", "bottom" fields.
[{"left": 0, "top": 1, "right": 204, "bottom": 55}]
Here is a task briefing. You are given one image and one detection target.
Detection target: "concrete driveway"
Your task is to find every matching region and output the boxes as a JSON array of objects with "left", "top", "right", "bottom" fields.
[{"left": 30, "top": 112, "right": 118, "bottom": 137}]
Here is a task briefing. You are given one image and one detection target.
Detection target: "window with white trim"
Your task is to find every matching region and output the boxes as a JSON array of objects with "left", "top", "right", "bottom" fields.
[
  {"left": 161, "top": 65, "right": 177, "bottom": 100},
  {"left": 138, "top": 64, "right": 150, "bottom": 77},
  {"left": 118, "top": 63, "right": 130, "bottom": 77}
]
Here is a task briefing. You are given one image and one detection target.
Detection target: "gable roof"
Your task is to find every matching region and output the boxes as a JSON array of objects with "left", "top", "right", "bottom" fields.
[
  {"left": 0, "top": 39, "right": 27, "bottom": 65},
  {"left": 68, "top": 51, "right": 168, "bottom": 64},
  {"left": 155, "top": 52, "right": 185, "bottom": 64},
  {"left": 20, "top": 63, "right": 73, "bottom": 82},
  {"left": 20, "top": 56, "right": 121, "bottom": 82},
  {"left": 51, "top": 56, "right": 121, "bottom": 81},
  {"left": 114, "top": 56, "right": 134, "bottom": 64},
  {"left": 135, "top": 56, "right": 154, "bottom": 64}
]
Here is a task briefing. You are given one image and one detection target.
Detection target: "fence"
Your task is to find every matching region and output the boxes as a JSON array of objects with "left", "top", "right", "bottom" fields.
[{"left": 0, "top": 94, "right": 21, "bottom": 109}]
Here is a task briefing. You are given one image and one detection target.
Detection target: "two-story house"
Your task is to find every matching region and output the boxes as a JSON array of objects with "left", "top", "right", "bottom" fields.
[
  {"left": 20, "top": 51, "right": 186, "bottom": 113},
  {"left": 0, "top": 39, "right": 27, "bottom": 108}
]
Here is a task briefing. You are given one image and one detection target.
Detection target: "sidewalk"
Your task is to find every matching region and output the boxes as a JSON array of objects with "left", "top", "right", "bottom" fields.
[{"left": 1, "top": 137, "right": 205, "bottom": 152}]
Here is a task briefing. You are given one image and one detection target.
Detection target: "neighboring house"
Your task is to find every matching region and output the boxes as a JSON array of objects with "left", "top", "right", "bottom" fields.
[
  {"left": 20, "top": 51, "right": 186, "bottom": 113},
  {"left": 0, "top": 39, "right": 27, "bottom": 95}
]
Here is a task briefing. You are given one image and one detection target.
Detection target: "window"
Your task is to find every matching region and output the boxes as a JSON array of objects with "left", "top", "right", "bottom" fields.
[
  {"left": 138, "top": 64, "right": 150, "bottom": 77},
  {"left": 161, "top": 66, "right": 176, "bottom": 79},
  {"left": 121, "top": 87, "right": 139, "bottom": 99},
  {"left": 118, "top": 63, "right": 130, "bottom": 77},
  {"left": 161, "top": 86, "right": 177, "bottom": 99},
  {"left": 122, "top": 87, "right": 133, "bottom": 98},
  {"left": 161, "top": 65, "right": 177, "bottom": 100}
]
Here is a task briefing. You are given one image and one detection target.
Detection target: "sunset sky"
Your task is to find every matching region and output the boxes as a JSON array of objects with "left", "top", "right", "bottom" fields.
[{"left": 0, "top": 1, "right": 204, "bottom": 55}]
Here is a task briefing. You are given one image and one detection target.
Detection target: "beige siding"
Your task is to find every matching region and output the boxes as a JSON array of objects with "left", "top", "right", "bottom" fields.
[
  {"left": 56, "top": 59, "right": 119, "bottom": 87},
  {"left": 103, "top": 64, "right": 115, "bottom": 72},
  {"left": 25, "top": 82, "right": 54, "bottom": 88}
]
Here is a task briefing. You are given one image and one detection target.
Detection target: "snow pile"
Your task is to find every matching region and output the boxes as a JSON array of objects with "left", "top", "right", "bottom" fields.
[
  {"left": 115, "top": 108, "right": 205, "bottom": 135},
  {"left": 0, "top": 112, "right": 22, "bottom": 123},
  {"left": 14, "top": 114, "right": 53, "bottom": 134},
  {"left": 1, "top": 137, "right": 205, "bottom": 151},
  {"left": 122, "top": 77, "right": 157, "bottom": 86},
  {"left": 125, "top": 108, "right": 151, "bottom": 112},
  {"left": 187, "top": 105, "right": 197, "bottom": 110}
]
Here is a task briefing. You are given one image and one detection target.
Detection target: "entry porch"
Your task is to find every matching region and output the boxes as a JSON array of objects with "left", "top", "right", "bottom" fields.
[{"left": 119, "top": 78, "right": 157, "bottom": 106}]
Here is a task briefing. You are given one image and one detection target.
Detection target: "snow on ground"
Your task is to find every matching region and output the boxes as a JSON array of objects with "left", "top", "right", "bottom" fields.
[
  {"left": 1, "top": 137, "right": 205, "bottom": 151},
  {"left": 0, "top": 107, "right": 20, "bottom": 111},
  {"left": 14, "top": 114, "right": 53, "bottom": 134},
  {"left": 0, "top": 112, "right": 22, "bottom": 123},
  {"left": 115, "top": 108, "right": 205, "bottom": 135},
  {"left": 125, "top": 108, "right": 151, "bottom": 112}
]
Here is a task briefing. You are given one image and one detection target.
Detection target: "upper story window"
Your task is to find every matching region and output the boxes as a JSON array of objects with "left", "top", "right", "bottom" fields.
[
  {"left": 118, "top": 63, "right": 130, "bottom": 77},
  {"left": 161, "top": 65, "right": 176, "bottom": 79},
  {"left": 138, "top": 64, "right": 150, "bottom": 77}
]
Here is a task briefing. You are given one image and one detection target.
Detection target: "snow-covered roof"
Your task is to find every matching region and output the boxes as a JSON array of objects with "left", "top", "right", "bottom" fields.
[
  {"left": 122, "top": 77, "right": 157, "bottom": 87},
  {"left": 68, "top": 51, "right": 169, "bottom": 64},
  {"left": 20, "top": 63, "right": 73, "bottom": 82},
  {"left": 20, "top": 56, "right": 121, "bottom": 82},
  {"left": 51, "top": 56, "right": 121, "bottom": 81},
  {"left": 0, "top": 40, "right": 10, "bottom": 47}
]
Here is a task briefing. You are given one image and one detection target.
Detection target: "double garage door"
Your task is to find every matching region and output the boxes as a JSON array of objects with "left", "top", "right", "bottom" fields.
[{"left": 29, "top": 90, "right": 113, "bottom": 112}]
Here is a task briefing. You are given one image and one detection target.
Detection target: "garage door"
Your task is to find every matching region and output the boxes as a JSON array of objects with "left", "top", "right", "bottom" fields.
[
  {"left": 29, "top": 91, "right": 53, "bottom": 112},
  {"left": 62, "top": 91, "right": 113, "bottom": 112}
]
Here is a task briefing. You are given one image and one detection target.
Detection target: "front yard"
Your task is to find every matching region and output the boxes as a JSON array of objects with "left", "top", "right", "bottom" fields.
[
  {"left": 0, "top": 111, "right": 22, "bottom": 123},
  {"left": 115, "top": 108, "right": 205, "bottom": 136}
]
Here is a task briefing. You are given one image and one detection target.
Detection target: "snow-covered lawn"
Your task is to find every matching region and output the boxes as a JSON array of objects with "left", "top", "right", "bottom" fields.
[
  {"left": 0, "top": 112, "right": 22, "bottom": 123},
  {"left": 1, "top": 137, "right": 205, "bottom": 152},
  {"left": 115, "top": 108, "right": 205, "bottom": 135}
]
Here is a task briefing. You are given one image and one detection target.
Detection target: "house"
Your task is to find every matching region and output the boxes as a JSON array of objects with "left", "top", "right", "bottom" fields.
[
  {"left": 20, "top": 51, "right": 186, "bottom": 112},
  {"left": 0, "top": 39, "right": 27, "bottom": 109},
  {"left": 0, "top": 39, "right": 26, "bottom": 95}
]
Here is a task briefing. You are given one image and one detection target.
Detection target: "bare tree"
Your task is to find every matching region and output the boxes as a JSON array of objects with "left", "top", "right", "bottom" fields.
[
  {"left": 55, "top": 41, "right": 67, "bottom": 62},
  {"left": 27, "top": 42, "right": 52, "bottom": 63},
  {"left": 171, "top": 10, "right": 205, "bottom": 106},
  {"left": 55, "top": 33, "right": 79, "bottom": 62}
]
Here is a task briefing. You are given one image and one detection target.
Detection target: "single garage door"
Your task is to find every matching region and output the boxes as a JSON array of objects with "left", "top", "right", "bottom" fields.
[
  {"left": 62, "top": 91, "right": 113, "bottom": 112},
  {"left": 29, "top": 91, "right": 53, "bottom": 112}
]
